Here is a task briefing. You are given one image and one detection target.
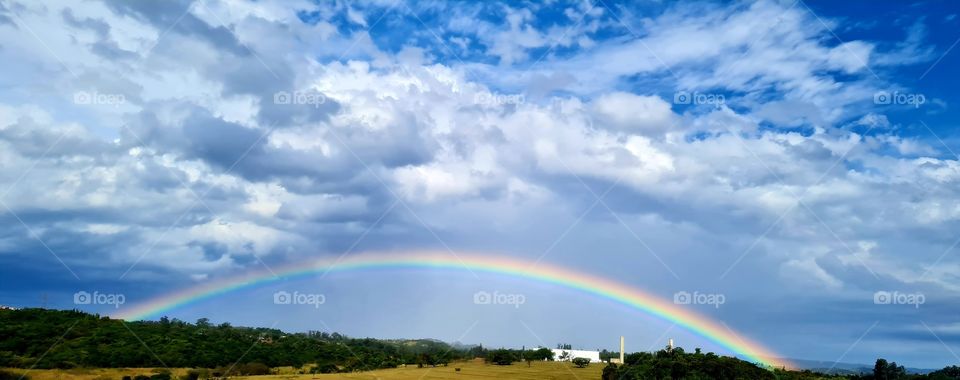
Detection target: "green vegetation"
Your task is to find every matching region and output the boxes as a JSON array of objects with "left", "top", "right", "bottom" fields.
[
  {"left": 0, "top": 369, "right": 26, "bottom": 380},
  {"left": 844, "top": 360, "right": 960, "bottom": 380},
  {"left": 4, "top": 308, "right": 960, "bottom": 379},
  {"left": 0, "top": 309, "right": 462, "bottom": 372},
  {"left": 572, "top": 357, "right": 591, "bottom": 368},
  {"left": 601, "top": 346, "right": 775, "bottom": 380},
  {"left": 524, "top": 347, "right": 555, "bottom": 361},
  {"left": 485, "top": 349, "right": 516, "bottom": 365},
  {"left": 602, "top": 347, "right": 960, "bottom": 380}
]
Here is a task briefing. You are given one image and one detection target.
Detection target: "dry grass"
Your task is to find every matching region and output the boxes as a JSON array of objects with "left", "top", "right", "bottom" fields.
[
  {"left": 4, "top": 368, "right": 191, "bottom": 380},
  {"left": 5, "top": 360, "right": 603, "bottom": 380}
]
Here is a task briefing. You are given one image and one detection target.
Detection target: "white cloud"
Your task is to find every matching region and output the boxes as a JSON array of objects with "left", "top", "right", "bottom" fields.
[
  {"left": 591, "top": 92, "right": 678, "bottom": 134},
  {"left": 0, "top": 0, "right": 957, "bottom": 316}
]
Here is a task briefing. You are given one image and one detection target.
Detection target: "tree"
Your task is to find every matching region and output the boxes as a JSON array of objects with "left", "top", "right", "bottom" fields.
[
  {"left": 572, "top": 357, "right": 591, "bottom": 368},
  {"left": 873, "top": 358, "right": 906, "bottom": 380},
  {"left": 486, "top": 349, "right": 516, "bottom": 366},
  {"left": 558, "top": 350, "right": 571, "bottom": 361},
  {"left": 0, "top": 308, "right": 467, "bottom": 371},
  {"left": 526, "top": 347, "right": 554, "bottom": 361}
]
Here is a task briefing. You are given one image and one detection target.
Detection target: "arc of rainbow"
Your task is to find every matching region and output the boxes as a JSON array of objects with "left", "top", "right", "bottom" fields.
[{"left": 117, "top": 251, "right": 790, "bottom": 369}]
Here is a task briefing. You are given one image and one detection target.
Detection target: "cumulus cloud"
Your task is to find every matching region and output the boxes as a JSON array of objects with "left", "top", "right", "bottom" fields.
[{"left": 0, "top": 0, "right": 957, "bottom": 364}]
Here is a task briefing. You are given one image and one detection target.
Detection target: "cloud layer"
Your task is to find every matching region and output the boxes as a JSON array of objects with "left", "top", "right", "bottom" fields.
[{"left": 0, "top": 0, "right": 958, "bottom": 367}]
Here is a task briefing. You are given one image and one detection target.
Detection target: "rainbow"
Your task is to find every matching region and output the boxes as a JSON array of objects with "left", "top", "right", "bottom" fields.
[{"left": 117, "top": 251, "right": 790, "bottom": 369}]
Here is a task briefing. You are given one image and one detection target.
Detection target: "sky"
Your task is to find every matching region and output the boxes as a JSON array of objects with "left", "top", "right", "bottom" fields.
[{"left": 0, "top": 0, "right": 959, "bottom": 369}]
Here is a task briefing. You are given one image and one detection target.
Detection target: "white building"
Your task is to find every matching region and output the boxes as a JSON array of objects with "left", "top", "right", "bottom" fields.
[{"left": 551, "top": 349, "right": 602, "bottom": 363}]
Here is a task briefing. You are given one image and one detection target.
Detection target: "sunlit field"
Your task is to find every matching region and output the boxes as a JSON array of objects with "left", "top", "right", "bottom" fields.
[{"left": 5, "top": 361, "right": 602, "bottom": 380}]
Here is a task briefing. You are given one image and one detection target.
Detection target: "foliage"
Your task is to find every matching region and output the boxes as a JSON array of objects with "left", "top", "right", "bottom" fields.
[
  {"left": 0, "top": 369, "right": 25, "bottom": 380},
  {"left": 572, "top": 357, "right": 591, "bottom": 368},
  {"left": 7, "top": 309, "right": 960, "bottom": 380},
  {"left": 524, "top": 347, "right": 555, "bottom": 361},
  {"left": 603, "top": 348, "right": 775, "bottom": 380},
  {"left": 0, "top": 308, "right": 464, "bottom": 371},
  {"left": 486, "top": 349, "right": 516, "bottom": 366},
  {"left": 924, "top": 366, "right": 960, "bottom": 380},
  {"left": 872, "top": 359, "right": 908, "bottom": 380}
]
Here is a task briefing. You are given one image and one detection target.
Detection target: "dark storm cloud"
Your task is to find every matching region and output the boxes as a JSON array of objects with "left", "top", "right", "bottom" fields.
[
  {"left": 182, "top": 112, "right": 267, "bottom": 168},
  {"left": 0, "top": 217, "right": 141, "bottom": 273}
]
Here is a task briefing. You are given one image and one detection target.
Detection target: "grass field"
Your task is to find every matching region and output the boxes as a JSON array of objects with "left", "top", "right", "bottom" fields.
[{"left": 5, "top": 360, "right": 603, "bottom": 380}]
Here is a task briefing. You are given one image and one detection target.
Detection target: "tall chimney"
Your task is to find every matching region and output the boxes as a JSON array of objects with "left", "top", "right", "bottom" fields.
[
  {"left": 619, "top": 336, "right": 624, "bottom": 364},
  {"left": 668, "top": 338, "right": 674, "bottom": 351}
]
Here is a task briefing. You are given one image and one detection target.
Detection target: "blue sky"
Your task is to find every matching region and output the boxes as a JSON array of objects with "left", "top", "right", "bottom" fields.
[{"left": 1, "top": 0, "right": 960, "bottom": 368}]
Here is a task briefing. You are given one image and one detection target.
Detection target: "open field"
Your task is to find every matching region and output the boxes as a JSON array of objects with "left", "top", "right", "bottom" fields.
[
  {"left": 3, "top": 368, "right": 194, "bottom": 380},
  {"left": 4, "top": 361, "right": 603, "bottom": 380}
]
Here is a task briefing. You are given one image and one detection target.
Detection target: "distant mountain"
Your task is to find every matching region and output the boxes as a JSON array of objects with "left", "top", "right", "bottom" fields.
[{"left": 781, "top": 358, "right": 936, "bottom": 375}]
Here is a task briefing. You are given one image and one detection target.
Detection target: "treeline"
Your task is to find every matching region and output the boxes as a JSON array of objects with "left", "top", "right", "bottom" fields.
[
  {"left": 5, "top": 308, "right": 959, "bottom": 379},
  {"left": 0, "top": 308, "right": 464, "bottom": 372},
  {"left": 601, "top": 347, "right": 777, "bottom": 380},
  {"left": 843, "top": 359, "right": 960, "bottom": 380},
  {"left": 600, "top": 347, "right": 960, "bottom": 380}
]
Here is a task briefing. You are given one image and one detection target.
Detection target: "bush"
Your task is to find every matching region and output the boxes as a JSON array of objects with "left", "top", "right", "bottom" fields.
[
  {"left": 601, "top": 363, "right": 619, "bottom": 380},
  {"left": 238, "top": 362, "right": 270, "bottom": 376},
  {"left": 572, "top": 357, "right": 591, "bottom": 368},
  {"left": 309, "top": 363, "right": 338, "bottom": 374},
  {"left": 149, "top": 373, "right": 171, "bottom": 380},
  {"left": 181, "top": 369, "right": 200, "bottom": 380},
  {"left": 485, "top": 349, "right": 516, "bottom": 366},
  {"left": 53, "top": 361, "right": 77, "bottom": 369},
  {"left": 0, "top": 369, "right": 25, "bottom": 380}
]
